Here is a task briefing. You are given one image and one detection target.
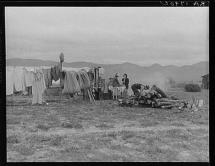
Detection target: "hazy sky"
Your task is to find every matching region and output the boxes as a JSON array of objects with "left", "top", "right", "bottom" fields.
[{"left": 5, "top": 7, "right": 209, "bottom": 66}]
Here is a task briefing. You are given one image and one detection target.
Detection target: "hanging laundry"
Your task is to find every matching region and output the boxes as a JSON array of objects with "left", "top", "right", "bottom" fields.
[
  {"left": 76, "top": 71, "right": 85, "bottom": 90},
  {"left": 62, "top": 71, "right": 81, "bottom": 94},
  {"left": 51, "top": 63, "right": 61, "bottom": 81},
  {"left": 23, "top": 68, "right": 34, "bottom": 87},
  {"left": 62, "top": 67, "right": 90, "bottom": 72},
  {"left": 79, "top": 70, "right": 91, "bottom": 89},
  {"left": 32, "top": 69, "right": 46, "bottom": 104},
  {"left": 99, "top": 67, "right": 105, "bottom": 77},
  {"left": 13, "top": 67, "right": 26, "bottom": 92},
  {"left": 6, "top": 67, "right": 14, "bottom": 95},
  {"left": 42, "top": 68, "right": 52, "bottom": 88}
]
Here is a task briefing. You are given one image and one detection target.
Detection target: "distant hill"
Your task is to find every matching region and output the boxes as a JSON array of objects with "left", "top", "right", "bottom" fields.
[{"left": 6, "top": 58, "right": 209, "bottom": 89}]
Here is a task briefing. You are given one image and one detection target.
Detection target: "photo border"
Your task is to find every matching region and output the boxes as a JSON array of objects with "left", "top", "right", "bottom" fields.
[{"left": 0, "top": 1, "right": 214, "bottom": 165}]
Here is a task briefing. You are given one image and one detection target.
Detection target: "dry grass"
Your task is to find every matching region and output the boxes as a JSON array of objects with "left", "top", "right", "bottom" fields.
[{"left": 6, "top": 89, "right": 209, "bottom": 162}]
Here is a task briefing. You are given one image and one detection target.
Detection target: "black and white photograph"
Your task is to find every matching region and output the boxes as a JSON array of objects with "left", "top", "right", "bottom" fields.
[{"left": 5, "top": 6, "right": 209, "bottom": 162}]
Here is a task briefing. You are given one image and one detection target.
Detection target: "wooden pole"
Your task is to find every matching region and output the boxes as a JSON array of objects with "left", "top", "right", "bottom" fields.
[{"left": 59, "top": 53, "right": 64, "bottom": 102}]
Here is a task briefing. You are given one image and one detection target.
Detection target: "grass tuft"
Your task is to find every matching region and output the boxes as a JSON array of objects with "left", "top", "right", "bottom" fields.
[
  {"left": 36, "top": 124, "right": 51, "bottom": 131},
  {"left": 61, "top": 121, "right": 83, "bottom": 129},
  {"left": 13, "top": 144, "right": 35, "bottom": 156},
  {"left": 7, "top": 135, "right": 20, "bottom": 144}
]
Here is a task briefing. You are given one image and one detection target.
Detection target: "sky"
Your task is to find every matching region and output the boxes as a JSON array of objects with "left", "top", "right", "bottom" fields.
[{"left": 5, "top": 7, "right": 209, "bottom": 66}]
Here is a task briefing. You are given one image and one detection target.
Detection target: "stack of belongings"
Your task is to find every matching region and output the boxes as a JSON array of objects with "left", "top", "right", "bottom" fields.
[
  {"left": 118, "top": 95, "right": 135, "bottom": 107},
  {"left": 86, "top": 67, "right": 105, "bottom": 100},
  {"left": 154, "top": 96, "right": 205, "bottom": 111},
  {"left": 118, "top": 84, "right": 205, "bottom": 111},
  {"left": 118, "top": 85, "right": 172, "bottom": 108}
]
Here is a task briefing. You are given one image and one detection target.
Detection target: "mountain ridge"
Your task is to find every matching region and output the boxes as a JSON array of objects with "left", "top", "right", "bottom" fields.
[
  {"left": 6, "top": 57, "right": 208, "bottom": 68},
  {"left": 6, "top": 58, "right": 209, "bottom": 85}
]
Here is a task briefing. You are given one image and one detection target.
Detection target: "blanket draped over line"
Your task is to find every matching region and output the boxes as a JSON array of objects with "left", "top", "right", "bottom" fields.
[
  {"left": 62, "top": 71, "right": 81, "bottom": 94},
  {"left": 62, "top": 70, "right": 91, "bottom": 94},
  {"left": 77, "top": 70, "right": 91, "bottom": 90}
]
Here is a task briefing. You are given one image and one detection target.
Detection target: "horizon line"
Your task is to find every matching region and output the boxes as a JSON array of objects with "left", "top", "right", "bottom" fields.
[{"left": 6, "top": 57, "right": 209, "bottom": 68}]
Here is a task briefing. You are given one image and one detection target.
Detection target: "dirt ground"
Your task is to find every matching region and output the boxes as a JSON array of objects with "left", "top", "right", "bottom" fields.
[{"left": 6, "top": 88, "right": 209, "bottom": 162}]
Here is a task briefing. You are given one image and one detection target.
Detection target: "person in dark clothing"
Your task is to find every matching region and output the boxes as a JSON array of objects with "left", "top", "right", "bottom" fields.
[
  {"left": 131, "top": 83, "right": 144, "bottom": 97},
  {"left": 122, "top": 73, "right": 129, "bottom": 89},
  {"left": 107, "top": 78, "right": 113, "bottom": 99}
]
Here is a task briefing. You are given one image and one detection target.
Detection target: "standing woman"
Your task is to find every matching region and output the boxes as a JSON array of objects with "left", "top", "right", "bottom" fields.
[
  {"left": 122, "top": 73, "right": 129, "bottom": 99},
  {"left": 122, "top": 73, "right": 129, "bottom": 89}
]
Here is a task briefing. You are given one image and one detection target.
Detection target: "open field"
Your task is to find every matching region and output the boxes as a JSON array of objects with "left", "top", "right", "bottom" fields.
[{"left": 6, "top": 89, "right": 209, "bottom": 162}]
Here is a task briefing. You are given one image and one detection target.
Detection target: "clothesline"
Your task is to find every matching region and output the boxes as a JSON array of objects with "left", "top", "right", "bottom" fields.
[{"left": 6, "top": 65, "right": 93, "bottom": 96}]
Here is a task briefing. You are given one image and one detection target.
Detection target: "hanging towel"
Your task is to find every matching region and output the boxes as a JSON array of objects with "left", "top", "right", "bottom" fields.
[
  {"left": 99, "top": 67, "right": 105, "bottom": 76},
  {"left": 23, "top": 68, "right": 34, "bottom": 87},
  {"left": 6, "top": 67, "right": 14, "bottom": 95},
  {"left": 32, "top": 69, "right": 46, "bottom": 104},
  {"left": 13, "top": 67, "right": 26, "bottom": 92},
  {"left": 62, "top": 71, "right": 81, "bottom": 94}
]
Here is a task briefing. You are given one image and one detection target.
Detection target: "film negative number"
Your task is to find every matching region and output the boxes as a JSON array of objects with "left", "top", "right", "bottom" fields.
[
  {"left": 160, "top": 1, "right": 209, "bottom": 7},
  {"left": 193, "top": 1, "right": 209, "bottom": 6}
]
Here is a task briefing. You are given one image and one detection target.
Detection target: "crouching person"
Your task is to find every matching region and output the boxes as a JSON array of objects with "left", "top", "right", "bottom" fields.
[{"left": 131, "top": 83, "right": 144, "bottom": 97}]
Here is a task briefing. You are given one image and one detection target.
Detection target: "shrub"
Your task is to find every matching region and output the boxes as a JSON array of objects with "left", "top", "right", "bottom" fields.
[
  {"left": 175, "top": 82, "right": 186, "bottom": 89},
  {"left": 184, "top": 84, "right": 201, "bottom": 92}
]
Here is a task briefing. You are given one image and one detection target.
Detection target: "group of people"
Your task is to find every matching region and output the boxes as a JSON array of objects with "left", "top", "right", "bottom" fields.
[
  {"left": 107, "top": 73, "right": 129, "bottom": 99},
  {"left": 109, "top": 73, "right": 129, "bottom": 89},
  {"left": 107, "top": 73, "right": 167, "bottom": 100}
]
